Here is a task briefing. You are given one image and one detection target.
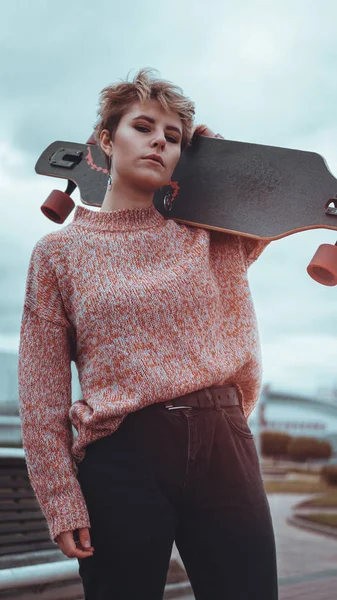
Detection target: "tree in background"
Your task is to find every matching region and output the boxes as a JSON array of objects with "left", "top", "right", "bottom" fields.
[
  {"left": 261, "top": 431, "right": 292, "bottom": 460},
  {"left": 287, "top": 437, "right": 332, "bottom": 461}
]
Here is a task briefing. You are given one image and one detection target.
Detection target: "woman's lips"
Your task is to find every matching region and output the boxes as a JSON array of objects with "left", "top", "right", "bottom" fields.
[{"left": 143, "top": 158, "right": 163, "bottom": 166}]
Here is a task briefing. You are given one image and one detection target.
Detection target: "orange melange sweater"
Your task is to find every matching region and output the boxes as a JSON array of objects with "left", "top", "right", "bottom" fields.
[{"left": 18, "top": 203, "right": 269, "bottom": 543}]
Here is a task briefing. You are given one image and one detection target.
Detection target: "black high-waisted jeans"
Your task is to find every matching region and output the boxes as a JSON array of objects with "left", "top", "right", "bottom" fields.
[{"left": 76, "top": 388, "right": 278, "bottom": 599}]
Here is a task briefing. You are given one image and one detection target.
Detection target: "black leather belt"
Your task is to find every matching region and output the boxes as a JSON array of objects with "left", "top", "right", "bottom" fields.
[{"left": 152, "top": 385, "right": 241, "bottom": 411}]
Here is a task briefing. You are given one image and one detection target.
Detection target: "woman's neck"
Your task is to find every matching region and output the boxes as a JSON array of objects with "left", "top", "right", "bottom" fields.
[{"left": 100, "top": 180, "right": 155, "bottom": 212}]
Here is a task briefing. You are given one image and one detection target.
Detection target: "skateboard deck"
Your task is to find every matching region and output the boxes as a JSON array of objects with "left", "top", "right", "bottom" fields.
[
  {"left": 35, "top": 136, "right": 337, "bottom": 284},
  {"left": 35, "top": 136, "right": 337, "bottom": 240}
]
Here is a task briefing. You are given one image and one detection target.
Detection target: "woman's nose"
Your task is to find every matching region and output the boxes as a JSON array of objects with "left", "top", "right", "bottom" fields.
[{"left": 151, "top": 131, "right": 166, "bottom": 147}]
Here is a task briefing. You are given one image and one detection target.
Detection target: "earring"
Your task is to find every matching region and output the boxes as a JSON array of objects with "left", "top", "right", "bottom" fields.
[
  {"left": 107, "top": 155, "right": 112, "bottom": 191},
  {"left": 163, "top": 190, "right": 173, "bottom": 211}
]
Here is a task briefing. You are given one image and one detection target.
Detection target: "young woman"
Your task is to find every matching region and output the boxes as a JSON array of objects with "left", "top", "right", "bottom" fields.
[{"left": 18, "top": 68, "right": 278, "bottom": 599}]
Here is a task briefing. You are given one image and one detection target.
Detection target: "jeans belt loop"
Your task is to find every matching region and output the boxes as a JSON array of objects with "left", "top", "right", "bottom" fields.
[{"left": 205, "top": 388, "right": 221, "bottom": 411}]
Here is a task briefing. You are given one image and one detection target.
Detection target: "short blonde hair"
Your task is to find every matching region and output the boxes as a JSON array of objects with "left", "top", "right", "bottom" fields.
[{"left": 93, "top": 67, "right": 195, "bottom": 164}]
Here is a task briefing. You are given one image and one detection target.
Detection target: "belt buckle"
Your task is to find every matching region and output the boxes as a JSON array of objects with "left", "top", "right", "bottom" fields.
[{"left": 165, "top": 401, "right": 192, "bottom": 411}]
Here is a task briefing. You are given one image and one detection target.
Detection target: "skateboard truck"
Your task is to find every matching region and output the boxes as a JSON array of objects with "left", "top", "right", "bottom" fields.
[
  {"left": 326, "top": 206, "right": 337, "bottom": 216},
  {"left": 40, "top": 149, "right": 83, "bottom": 222},
  {"left": 49, "top": 148, "right": 83, "bottom": 169},
  {"left": 40, "top": 137, "right": 93, "bottom": 223},
  {"left": 325, "top": 197, "right": 337, "bottom": 217}
]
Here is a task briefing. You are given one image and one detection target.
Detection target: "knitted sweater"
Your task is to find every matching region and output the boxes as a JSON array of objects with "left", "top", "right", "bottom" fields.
[{"left": 18, "top": 203, "right": 269, "bottom": 543}]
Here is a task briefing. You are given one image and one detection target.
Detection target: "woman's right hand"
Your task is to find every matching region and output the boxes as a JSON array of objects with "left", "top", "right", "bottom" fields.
[{"left": 55, "top": 527, "right": 95, "bottom": 558}]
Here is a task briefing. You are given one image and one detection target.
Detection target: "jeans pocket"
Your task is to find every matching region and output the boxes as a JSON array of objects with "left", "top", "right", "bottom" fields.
[{"left": 220, "top": 405, "right": 254, "bottom": 439}]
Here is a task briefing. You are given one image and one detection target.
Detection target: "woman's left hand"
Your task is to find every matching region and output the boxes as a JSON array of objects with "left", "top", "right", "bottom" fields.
[{"left": 192, "top": 124, "right": 224, "bottom": 139}]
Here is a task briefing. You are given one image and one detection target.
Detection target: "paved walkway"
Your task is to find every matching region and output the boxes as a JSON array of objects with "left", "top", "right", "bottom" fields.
[
  {"left": 271, "top": 493, "right": 337, "bottom": 599},
  {"left": 171, "top": 493, "right": 337, "bottom": 599}
]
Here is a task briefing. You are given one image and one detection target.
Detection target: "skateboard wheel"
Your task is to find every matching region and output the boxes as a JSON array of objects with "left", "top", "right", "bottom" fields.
[
  {"left": 86, "top": 133, "right": 96, "bottom": 145},
  {"left": 40, "top": 190, "right": 75, "bottom": 223},
  {"left": 307, "top": 243, "right": 337, "bottom": 286}
]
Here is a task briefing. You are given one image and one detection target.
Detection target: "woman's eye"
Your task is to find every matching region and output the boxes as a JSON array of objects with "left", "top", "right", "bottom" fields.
[{"left": 135, "top": 126, "right": 178, "bottom": 143}]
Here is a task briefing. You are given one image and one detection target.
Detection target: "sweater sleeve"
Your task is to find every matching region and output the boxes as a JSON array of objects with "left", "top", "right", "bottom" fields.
[
  {"left": 239, "top": 236, "right": 271, "bottom": 268},
  {"left": 18, "top": 239, "right": 91, "bottom": 544}
]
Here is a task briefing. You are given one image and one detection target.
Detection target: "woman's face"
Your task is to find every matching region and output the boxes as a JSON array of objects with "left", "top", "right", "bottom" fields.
[{"left": 101, "top": 99, "right": 183, "bottom": 192}]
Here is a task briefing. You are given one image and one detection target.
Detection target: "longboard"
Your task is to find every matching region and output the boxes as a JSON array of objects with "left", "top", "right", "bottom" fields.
[{"left": 35, "top": 136, "right": 337, "bottom": 285}]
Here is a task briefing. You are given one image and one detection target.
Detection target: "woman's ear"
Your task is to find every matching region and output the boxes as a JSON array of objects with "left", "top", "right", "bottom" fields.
[{"left": 100, "top": 129, "right": 113, "bottom": 157}]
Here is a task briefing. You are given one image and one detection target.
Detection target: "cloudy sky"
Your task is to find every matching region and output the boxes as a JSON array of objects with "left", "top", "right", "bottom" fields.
[{"left": 1, "top": 0, "right": 337, "bottom": 400}]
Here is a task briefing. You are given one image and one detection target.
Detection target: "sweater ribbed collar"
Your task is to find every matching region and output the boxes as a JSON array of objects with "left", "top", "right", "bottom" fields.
[{"left": 72, "top": 204, "right": 165, "bottom": 232}]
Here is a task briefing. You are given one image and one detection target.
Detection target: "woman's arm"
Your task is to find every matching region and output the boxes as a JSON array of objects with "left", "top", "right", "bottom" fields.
[
  {"left": 239, "top": 237, "right": 271, "bottom": 269},
  {"left": 18, "top": 239, "right": 90, "bottom": 544}
]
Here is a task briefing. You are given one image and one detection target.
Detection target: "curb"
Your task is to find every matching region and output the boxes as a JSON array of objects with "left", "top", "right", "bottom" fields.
[{"left": 287, "top": 515, "right": 337, "bottom": 539}]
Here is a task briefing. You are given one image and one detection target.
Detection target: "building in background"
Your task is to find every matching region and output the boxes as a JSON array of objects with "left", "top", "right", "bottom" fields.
[{"left": 249, "top": 384, "right": 337, "bottom": 455}]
